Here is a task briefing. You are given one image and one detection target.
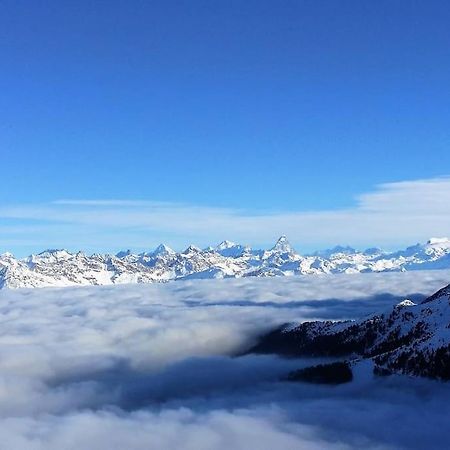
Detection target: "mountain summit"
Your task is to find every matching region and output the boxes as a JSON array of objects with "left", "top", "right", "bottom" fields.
[
  {"left": 216, "top": 240, "right": 237, "bottom": 250},
  {"left": 271, "top": 235, "right": 295, "bottom": 254},
  {"left": 152, "top": 244, "right": 175, "bottom": 257}
]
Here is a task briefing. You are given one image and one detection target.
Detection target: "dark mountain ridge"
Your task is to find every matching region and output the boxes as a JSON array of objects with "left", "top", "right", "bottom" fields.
[{"left": 251, "top": 284, "right": 450, "bottom": 381}]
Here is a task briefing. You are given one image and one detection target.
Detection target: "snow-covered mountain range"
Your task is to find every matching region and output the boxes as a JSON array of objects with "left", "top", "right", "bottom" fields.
[
  {"left": 251, "top": 283, "right": 450, "bottom": 380},
  {"left": 1, "top": 236, "right": 450, "bottom": 289}
]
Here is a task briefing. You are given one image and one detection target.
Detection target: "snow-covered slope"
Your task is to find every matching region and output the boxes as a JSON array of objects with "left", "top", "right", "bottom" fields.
[
  {"left": 1, "top": 236, "right": 450, "bottom": 289},
  {"left": 251, "top": 283, "right": 450, "bottom": 380}
]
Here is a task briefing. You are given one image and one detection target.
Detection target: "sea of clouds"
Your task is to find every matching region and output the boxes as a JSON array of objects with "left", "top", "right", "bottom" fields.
[{"left": 0, "top": 270, "right": 449, "bottom": 449}]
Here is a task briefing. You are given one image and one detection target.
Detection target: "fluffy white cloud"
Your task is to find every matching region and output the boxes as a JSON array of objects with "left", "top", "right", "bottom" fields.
[
  {"left": 1, "top": 177, "right": 450, "bottom": 254},
  {"left": 0, "top": 272, "right": 449, "bottom": 449},
  {"left": 0, "top": 408, "right": 355, "bottom": 450}
]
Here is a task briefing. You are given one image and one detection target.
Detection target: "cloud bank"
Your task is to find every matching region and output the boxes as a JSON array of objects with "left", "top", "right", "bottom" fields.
[
  {"left": 0, "top": 272, "right": 449, "bottom": 449},
  {"left": 1, "top": 177, "right": 450, "bottom": 254}
]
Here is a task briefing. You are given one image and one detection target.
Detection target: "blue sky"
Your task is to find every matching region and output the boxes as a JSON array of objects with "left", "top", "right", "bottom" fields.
[{"left": 1, "top": 1, "right": 450, "bottom": 255}]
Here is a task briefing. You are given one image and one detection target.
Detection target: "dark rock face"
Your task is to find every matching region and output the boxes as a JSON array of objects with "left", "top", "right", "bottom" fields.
[
  {"left": 287, "top": 361, "right": 353, "bottom": 384},
  {"left": 250, "top": 284, "right": 450, "bottom": 381}
]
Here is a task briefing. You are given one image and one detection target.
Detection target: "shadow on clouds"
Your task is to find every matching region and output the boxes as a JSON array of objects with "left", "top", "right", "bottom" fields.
[{"left": 183, "top": 292, "right": 426, "bottom": 320}]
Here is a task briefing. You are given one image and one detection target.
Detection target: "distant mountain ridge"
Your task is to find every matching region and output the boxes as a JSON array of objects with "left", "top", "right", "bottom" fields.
[{"left": 1, "top": 236, "right": 450, "bottom": 289}]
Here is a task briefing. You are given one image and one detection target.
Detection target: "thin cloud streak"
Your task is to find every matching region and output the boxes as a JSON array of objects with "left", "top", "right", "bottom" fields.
[{"left": 1, "top": 177, "right": 450, "bottom": 254}]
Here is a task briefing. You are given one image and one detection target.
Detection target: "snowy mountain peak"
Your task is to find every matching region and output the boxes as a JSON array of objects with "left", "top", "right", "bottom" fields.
[
  {"left": 183, "top": 245, "right": 201, "bottom": 254},
  {"left": 271, "top": 235, "right": 295, "bottom": 254},
  {"left": 216, "top": 240, "right": 237, "bottom": 250},
  {"left": 39, "top": 248, "right": 69, "bottom": 256},
  {"left": 34, "top": 249, "right": 73, "bottom": 261},
  {"left": 152, "top": 244, "right": 175, "bottom": 256},
  {"left": 395, "top": 299, "right": 416, "bottom": 308},
  {"left": 426, "top": 237, "right": 450, "bottom": 248},
  {"left": 215, "top": 240, "right": 250, "bottom": 258}
]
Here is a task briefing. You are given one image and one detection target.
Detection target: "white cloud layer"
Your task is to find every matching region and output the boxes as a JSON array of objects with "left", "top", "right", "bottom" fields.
[
  {"left": 0, "top": 271, "right": 449, "bottom": 449},
  {"left": 1, "top": 176, "right": 450, "bottom": 254}
]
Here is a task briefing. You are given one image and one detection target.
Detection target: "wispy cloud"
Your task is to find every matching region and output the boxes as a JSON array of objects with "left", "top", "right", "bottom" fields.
[{"left": 1, "top": 177, "right": 450, "bottom": 254}]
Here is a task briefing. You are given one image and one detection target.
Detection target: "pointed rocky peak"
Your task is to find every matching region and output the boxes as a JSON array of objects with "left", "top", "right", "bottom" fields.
[
  {"left": 0, "top": 253, "right": 17, "bottom": 269},
  {"left": 116, "top": 249, "right": 132, "bottom": 258},
  {"left": 271, "top": 236, "right": 295, "bottom": 254},
  {"left": 89, "top": 253, "right": 107, "bottom": 263},
  {"left": 216, "top": 240, "right": 237, "bottom": 251},
  {"left": 152, "top": 244, "right": 175, "bottom": 257},
  {"left": 183, "top": 245, "right": 201, "bottom": 255}
]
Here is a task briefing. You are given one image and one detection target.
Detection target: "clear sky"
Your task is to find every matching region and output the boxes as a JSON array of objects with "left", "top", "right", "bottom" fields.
[{"left": 1, "top": 0, "right": 450, "bottom": 255}]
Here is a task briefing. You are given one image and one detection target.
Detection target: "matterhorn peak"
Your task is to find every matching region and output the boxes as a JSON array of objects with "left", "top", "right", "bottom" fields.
[
  {"left": 271, "top": 235, "right": 295, "bottom": 254},
  {"left": 152, "top": 244, "right": 175, "bottom": 257}
]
